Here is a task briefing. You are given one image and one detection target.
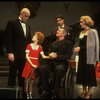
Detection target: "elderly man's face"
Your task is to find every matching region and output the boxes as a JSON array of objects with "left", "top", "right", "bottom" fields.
[
  {"left": 21, "top": 12, "right": 30, "bottom": 23},
  {"left": 56, "top": 29, "right": 65, "bottom": 37}
]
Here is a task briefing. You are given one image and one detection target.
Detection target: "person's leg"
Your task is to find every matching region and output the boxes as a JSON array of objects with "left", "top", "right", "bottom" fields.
[
  {"left": 25, "top": 78, "right": 29, "bottom": 99},
  {"left": 85, "top": 86, "right": 92, "bottom": 99},
  {"left": 52, "top": 64, "right": 66, "bottom": 98},
  {"left": 18, "top": 58, "right": 26, "bottom": 87},
  {"left": 8, "top": 60, "right": 17, "bottom": 86},
  {"left": 79, "top": 85, "right": 87, "bottom": 98},
  {"left": 29, "top": 79, "right": 34, "bottom": 99},
  {"left": 17, "top": 58, "right": 26, "bottom": 98},
  {"left": 38, "top": 64, "right": 52, "bottom": 98}
]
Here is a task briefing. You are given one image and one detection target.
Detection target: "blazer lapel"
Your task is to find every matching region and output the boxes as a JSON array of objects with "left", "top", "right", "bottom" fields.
[
  {"left": 17, "top": 20, "right": 25, "bottom": 37},
  {"left": 26, "top": 24, "right": 29, "bottom": 38}
]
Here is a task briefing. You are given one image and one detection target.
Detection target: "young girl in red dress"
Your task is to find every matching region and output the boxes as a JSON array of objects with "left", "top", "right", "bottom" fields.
[{"left": 22, "top": 32, "right": 50, "bottom": 99}]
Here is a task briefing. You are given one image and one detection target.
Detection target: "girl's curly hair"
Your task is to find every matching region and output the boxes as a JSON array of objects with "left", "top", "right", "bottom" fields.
[{"left": 34, "top": 32, "right": 44, "bottom": 44}]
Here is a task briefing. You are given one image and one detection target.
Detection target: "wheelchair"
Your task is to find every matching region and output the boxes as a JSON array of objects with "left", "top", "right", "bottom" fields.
[
  {"left": 27, "top": 60, "right": 77, "bottom": 99},
  {"left": 48, "top": 59, "right": 76, "bottom": 99},
  {"left": 64, "top": 59, "right": 76, "bottom": 99}
]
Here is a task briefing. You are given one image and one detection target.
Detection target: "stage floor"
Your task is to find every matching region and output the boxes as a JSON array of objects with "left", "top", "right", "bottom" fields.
[{"left": 0, "top": 76, "right": 100, "bottom": 99}]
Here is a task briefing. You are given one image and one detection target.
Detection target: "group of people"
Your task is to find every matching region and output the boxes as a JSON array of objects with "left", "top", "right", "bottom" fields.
[{"left": 4, "top": 7, "right": 99, "bottom": 99}]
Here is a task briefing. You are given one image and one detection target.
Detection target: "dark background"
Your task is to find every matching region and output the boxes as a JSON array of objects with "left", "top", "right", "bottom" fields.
[{"left": 0, "top": 1, "right": 100, "bottom": 55}]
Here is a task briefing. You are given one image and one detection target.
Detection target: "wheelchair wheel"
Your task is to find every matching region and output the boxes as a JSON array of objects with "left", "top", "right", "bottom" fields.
[{"left": 64, "top": 64, "right": 75, "bottom": 99}]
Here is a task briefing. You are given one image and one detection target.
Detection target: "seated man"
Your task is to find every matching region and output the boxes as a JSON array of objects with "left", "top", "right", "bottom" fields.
[{"left": 38, "top": 28, "right": 73, "bottom": 98}]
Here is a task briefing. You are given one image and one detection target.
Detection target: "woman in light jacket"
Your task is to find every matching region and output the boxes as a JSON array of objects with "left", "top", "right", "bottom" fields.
[{"left": 74, "top": 15, "right": 99, "bottom": 99}]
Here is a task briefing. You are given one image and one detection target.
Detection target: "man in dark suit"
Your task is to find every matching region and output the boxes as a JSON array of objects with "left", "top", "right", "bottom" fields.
[
  {"left": 38, "top": 28, "right": 73, "bottom": 98},
  {"left": 42, "top": 15, "right": 75, "bottom": 55},
  {"left": 0, "top": 30, "right": 5, "bottom": 55},
  {"left": 5, "top": 8, "right": 32, "bottom": 91}
]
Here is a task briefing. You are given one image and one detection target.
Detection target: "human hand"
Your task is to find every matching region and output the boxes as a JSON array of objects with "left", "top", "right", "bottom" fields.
[
  {"left": 49, "top": 52, "right": 57, "bottom": 58},
  {"left": 8, "top": 53, "right": 15, "bottom": 62},
  {"left": 32, "top": 64, "right": 37, "bottom": 68},
  {"left": 74, "top": 47, "right": 80, "bottom": 53}
]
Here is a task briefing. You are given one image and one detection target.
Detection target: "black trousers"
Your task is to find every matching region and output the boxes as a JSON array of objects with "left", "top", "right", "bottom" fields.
[
  {"left": 8, "top": 58, "right": 26, "bottom": 88},
  {"left": 38, "top": 61, "right": 68, "bottom": 94}
]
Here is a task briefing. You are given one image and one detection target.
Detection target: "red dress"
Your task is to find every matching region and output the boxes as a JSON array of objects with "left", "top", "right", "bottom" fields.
[{"left": 22, "top": 43, "right": 43, "bottom": 79}]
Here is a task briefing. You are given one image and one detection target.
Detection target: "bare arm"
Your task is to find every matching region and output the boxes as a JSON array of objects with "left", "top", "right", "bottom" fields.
[
  {"left": 26, "top": 52, "right": 37, "bottom": 68},
  {"left": 40, "top": 51, "right": 50, "bottom": 59}
]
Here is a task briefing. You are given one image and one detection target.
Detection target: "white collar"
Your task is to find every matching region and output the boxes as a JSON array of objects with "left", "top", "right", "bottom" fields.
[
  {"left": 19, "top": 17, "right": 22, "bottom": 21},
  {"left": 30, "top": 43, "right": 39, "bottom": 50},
  {"left": 58, "top": 24, "right": 65, "bottom": 28}
]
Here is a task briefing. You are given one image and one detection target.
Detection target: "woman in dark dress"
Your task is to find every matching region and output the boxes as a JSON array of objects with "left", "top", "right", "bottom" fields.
[{"left": 74, "top": 16, "right": 99, "bottom": 99}]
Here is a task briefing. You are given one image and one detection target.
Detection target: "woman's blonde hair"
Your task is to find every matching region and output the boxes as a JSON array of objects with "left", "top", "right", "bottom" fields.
[
  {"left": 34, "top": 32, "right": 44, "bottom": 44},
  {"left": 80, "top": 16, "right": 94, "bottom": 27}
]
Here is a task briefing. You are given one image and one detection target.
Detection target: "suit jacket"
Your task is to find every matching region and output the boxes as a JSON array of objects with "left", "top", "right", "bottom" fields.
[
  {"left": 5, "top": 18, "right": 32, "bottom": 59},
  {"left": 42, "top": 25, "right": 75, "bottom": 55},
  {"left": 45, "top": 39, "right": 73, "bottom": 65}
]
